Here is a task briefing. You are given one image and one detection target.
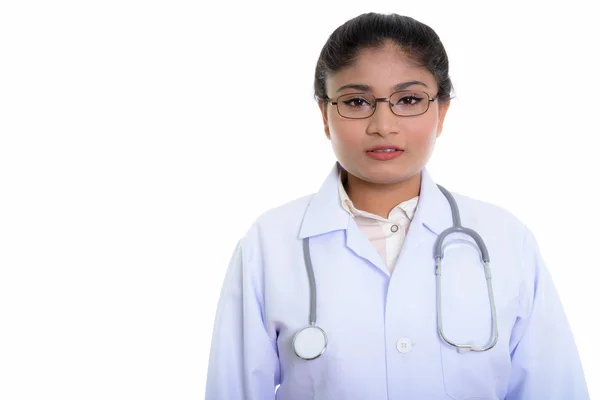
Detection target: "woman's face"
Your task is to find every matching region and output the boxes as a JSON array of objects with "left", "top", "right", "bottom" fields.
[{"left": 319, "top": 41, "right": 450, "bottom": 186}]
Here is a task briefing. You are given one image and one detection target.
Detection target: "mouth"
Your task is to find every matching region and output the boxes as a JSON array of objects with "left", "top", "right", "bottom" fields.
[
  {"left": 365, "top": 145, "right": 404, "bottom": 153},
  {"left": 365, "top": 146, "right": 405, "bottom": 161},
  {"left": 366, "top": 149, "right": 403, "bottom": 153}
]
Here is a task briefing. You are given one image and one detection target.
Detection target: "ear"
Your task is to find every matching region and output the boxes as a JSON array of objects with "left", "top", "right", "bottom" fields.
[
  {"left": 436, "top": 100, "right": 451, "bottom": 138},
  {"left": 318, "top": 101, "right": 331, "bottom": 140}
]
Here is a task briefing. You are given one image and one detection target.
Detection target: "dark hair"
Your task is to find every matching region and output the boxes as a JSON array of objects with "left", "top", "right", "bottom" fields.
[{"left": 314, "top": 13, "right": 453, "bottom": 103}]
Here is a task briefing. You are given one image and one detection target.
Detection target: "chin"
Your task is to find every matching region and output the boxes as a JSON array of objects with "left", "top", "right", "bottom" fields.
[{"left": 359, "top": 170, "right": 409, "bottom": 184}]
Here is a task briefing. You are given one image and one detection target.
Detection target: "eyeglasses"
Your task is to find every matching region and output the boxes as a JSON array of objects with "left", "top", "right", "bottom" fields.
[{"left": 325, "top": 90, "right": 437, "bottom": 119}]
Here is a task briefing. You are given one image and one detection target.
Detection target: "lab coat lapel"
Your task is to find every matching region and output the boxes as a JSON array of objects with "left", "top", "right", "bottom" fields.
[
  {"left": 345, "top": 215, "right": 390, "bottom": 274},
  {"left": 392, "top": 168, "right": 454, "bottom": 273},
  {"left": 298, "top": 162, "right": 390, "bottom": 275},
  {"left": 407, "top": 168, "right": 452, "bottom": 246}
]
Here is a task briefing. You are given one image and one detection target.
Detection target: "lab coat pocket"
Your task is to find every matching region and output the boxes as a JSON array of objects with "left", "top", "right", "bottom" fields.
[{"left": 437, "top": 238, "right": 516, "bottom": 400}]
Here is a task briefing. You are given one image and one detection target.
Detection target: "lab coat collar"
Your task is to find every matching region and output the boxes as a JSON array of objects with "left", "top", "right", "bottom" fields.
[
  {"left": 298, "top": 161, "right": 452, "bottom": 240},
  {"left": 298, "top": 162, "right": 349, "bottom": 238}
]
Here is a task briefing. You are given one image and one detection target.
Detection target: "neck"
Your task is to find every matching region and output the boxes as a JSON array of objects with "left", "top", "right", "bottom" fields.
[{"left": 344, "top": 170, "right": 422, "bottom": 219}]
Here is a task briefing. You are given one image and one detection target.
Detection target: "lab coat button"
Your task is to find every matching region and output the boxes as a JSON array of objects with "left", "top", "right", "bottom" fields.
[
  {"left": 391, "top": 224, "right": 399, "bottom": 233},
  {"left": 396, "top": 338, "right": 412, "bottom": 353}
]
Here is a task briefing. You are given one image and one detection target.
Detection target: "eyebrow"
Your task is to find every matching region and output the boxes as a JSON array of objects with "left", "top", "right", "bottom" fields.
[{"left": 335, "top": 80, "right": 429, "bottom": 93}]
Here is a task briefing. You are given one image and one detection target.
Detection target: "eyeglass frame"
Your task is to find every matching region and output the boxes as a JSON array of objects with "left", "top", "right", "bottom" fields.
[{"left": 323, "top": 90, "right": 438, "bottom": 119}]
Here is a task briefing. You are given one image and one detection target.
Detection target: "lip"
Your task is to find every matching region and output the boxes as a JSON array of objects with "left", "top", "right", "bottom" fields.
[
  {"left": 365, "top": 147, "right": 404, "bottom": 161},
  {"left": 366, "top": 144, "right": 404, "bottom": 152}
]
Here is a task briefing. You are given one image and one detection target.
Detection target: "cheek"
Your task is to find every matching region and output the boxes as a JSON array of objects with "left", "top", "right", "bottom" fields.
[
  {"left": 405, "top": 117, "right": 439, "bottom": 149},
  {"left": 329, "top": 121, "right": 365, "bottom": 149}
]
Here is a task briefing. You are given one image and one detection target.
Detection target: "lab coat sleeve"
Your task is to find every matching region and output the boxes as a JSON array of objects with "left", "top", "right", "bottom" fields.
[
  {"left": 505, "top": 229, "right": 589, "bottom": 399},
  {"left": 205, "top": 234, "right": 280, "bottom": 400}
]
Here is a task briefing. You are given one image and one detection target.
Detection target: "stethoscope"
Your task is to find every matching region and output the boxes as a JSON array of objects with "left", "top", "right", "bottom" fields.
[{"left": 292, "top": 184, "right": 499, "bottom": 360}]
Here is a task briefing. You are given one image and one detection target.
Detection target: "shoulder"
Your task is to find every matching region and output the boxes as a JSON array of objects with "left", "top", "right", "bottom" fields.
[
  {"left": 239, "top": 193, "right": 315, "bottom": 248},
  {"left": 448, "top": 190, "right": 535, "bottom": 249},
  {"left": 447, "top": 191, "right": 543, "bottom": 300},
  {"left": 255, "top": 194, "right": 314, "bottom": 230}
]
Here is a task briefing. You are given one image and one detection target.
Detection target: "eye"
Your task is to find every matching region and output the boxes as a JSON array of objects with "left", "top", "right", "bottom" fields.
[
  {"left": 395, "top": 95, "right": 424, "bottom": 107},
  {"left": 341, "top": 96, "right": 371, "bottom": 108}
]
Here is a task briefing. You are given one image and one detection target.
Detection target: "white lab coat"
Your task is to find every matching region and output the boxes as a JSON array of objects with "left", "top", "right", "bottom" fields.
[{"left": 205, "top": 162, "right": 589, "bottom": 399}]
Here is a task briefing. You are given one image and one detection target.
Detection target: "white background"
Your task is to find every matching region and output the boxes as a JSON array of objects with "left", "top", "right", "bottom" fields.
[{"left": 1, "top": 0, "right": 598, "bottom": 398}]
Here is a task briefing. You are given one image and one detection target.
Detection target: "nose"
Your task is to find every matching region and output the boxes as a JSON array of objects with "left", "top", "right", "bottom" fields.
[{"left": 366, "top": 99, "right": 399, "bottom": 137}]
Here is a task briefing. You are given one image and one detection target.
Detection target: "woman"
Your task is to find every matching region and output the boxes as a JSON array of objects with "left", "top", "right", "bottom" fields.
[{"left": 205, "top": 12, "right": 589, "bottom": 399}]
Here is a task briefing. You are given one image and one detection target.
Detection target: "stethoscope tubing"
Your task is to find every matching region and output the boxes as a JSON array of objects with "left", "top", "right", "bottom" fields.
[{"left": 297, "top": 184, "right": 499, "bottom": 357}]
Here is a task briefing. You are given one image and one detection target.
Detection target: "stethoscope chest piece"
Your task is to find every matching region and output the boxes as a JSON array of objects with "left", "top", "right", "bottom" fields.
[{"left": 292, "top": 325, "right": 327, "bottom": 360}]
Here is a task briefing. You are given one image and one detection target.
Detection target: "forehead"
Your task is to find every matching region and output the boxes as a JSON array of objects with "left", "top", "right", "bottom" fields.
[{"left": 326, "top": 42, "right": 436, "bottom": 94}]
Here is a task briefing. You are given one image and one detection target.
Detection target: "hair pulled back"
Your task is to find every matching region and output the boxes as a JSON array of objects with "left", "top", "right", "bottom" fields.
[{"left": 314, "top": 13, "right": 453, "bottom": 103}]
